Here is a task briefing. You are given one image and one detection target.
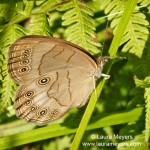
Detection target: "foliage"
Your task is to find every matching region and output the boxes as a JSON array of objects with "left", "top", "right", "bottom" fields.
[{"left": 0, "top": 0, "right": 150, "bottom": 150}]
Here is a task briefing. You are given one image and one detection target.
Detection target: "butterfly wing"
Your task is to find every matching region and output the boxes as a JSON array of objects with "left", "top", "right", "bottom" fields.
[
  {"left": 8, "top": 35, "right": 97, "bottom": 83},
  {"left": 15, "top": 68, "right": 94, "bottom": 125},
  {"left": 9, "top": 35, "right": 99, "bottom": 125}
]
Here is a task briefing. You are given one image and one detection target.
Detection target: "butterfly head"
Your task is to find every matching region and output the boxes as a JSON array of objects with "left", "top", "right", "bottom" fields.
[
  {"left": 92, "top": 56, "right": 109, "bottom": 79},
  {"left": 96, "top": 56, "right": 109, "bottom": 69}
]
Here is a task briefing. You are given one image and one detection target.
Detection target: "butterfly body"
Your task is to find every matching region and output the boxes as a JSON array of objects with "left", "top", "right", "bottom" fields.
[{"left": 8, "top": 35, "right": 105, "bottom": 125}]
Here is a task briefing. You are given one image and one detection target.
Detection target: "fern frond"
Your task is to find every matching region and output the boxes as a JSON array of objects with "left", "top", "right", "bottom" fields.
[
  {"left": 29, "top": 13, "right": 52, "bottom": 36},
  {"left": 101, "top": 0, "right": 149, "bottom": 57},
  {"left": 101, "top": 0, "right": 124, "bottom": 20},
  {"left": 32, "top": 0, "right": 62, "bottom": 14},
  {"left": 0, "top": 2, "right": 16, "bottom": 25},
  {"left": 145, "top": 85, "right": 150, "bottom": 146},
  {"left": 57, "top": 0, "right": 101, "bottom": 55},
  {"left": 120, "top": 12, "right": 149, "bottom": 57},
  {"left": 0, "top": 1, "right": 34, "bottom": 31},
  {"left": 139, "top": 0, "right": 150, "bottom": 6},
  {"left": 134, "top": 76, "right": 150, "bottom": 148}
]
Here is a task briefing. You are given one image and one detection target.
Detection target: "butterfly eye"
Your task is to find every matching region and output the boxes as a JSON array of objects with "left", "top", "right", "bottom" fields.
[
  {"left": 19, "top": 66, "right": 30, "bottom": 73},
  {"left": 37, "top": 77, "right": 51, "bottom": 85},
  {"left": 24, "top": 91, "right": 35, "bottom": 98}
]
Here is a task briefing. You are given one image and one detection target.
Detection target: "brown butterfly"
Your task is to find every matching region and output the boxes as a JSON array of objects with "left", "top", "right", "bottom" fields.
[{"left": 8, "top": 35, "right": 108, "bottom": 125}]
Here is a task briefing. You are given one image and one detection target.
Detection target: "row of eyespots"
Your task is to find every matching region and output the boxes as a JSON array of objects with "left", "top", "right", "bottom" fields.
[
  {"left": 23, "top": 98, "right": 60, "bottom": 117},
  {"left": 37, "top": 108, "right": 61, "bottom": 123},
  {"left": 23, "top": 90, "right": 60, "bottom": 116},
  {"left": 22, "top": 91, "right": 35, "bottom": 107},
  {"left": 37, "top": 108, "right": 60, "bottom": 117},
  {"left": 18, "top": 48, "right": 32, "bottom": 74},
  {"left": 24, "top": 101, "right": 60, "bottom": 118}
]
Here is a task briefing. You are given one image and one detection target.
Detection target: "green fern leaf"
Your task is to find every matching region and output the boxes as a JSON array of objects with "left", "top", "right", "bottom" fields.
[
  {"left": 139, "top": 0, "right": 150, "bottom": 6},
  {"left": 32, "top": 0, "right": 60, "bottom": 14},
  {"left": 101, "top": 0, "right": 124, "bottom": 20},
  {"left": 134, "top": 76, "right": 150, "bottom": 148},
  {"left": 58, "top": 0, "right": 101, "bottom": 55},
  {"left": 29, "top": 13, "right": 52, "bottom": 36},
  {"left": 145, "top": 86, "right": 150, "bottom": 147},
  {"left": 101, "top": 1, "right": 149, "bottom": 57},
  {"left": 57, "top": 1, "right": 73, "bottom": 11}
]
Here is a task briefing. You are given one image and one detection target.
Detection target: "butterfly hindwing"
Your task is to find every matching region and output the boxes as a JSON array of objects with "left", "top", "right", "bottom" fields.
[{"left": 14, "top": 68, "right": 94, "bottom": 125}]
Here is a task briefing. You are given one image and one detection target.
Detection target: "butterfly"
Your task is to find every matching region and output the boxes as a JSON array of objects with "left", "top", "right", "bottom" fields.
[{"left": 8, "top": 35, "right": 109, "bottom": 125}]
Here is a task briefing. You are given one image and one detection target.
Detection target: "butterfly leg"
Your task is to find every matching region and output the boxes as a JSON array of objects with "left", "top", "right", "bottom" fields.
[{"left": 101, "top": 73, "right": 110, "bottom": 79}]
